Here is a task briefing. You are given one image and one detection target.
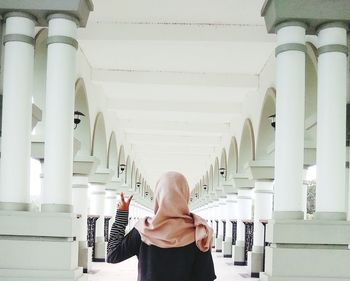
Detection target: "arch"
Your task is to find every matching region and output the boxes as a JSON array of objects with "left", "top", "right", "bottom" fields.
[
  {"left": 131, "top": 161, "right": 136, "bottom": 190},
  {"left": 125, "top": 156, "right": 131, "bottom": 184},
  {"left": 227, "top": 137, "right": 238, "bottom": 180},
  {"left": 304, "top": 42, "right": 318, "bottom": 165},
  {"left": 107, "top": 132, "right": 118, "bottom": 171},
  {"left": 305, "top": 42, "right": 317, "bottom": 122},
  {"left": 204, "top": 172, "right": 209, "bottom": 194},
  {"left": 118, "top": 145, "right": 126, "bottom": 178},
  {"left": 74, "top": 78, "right": 92, "bottom": 157},
  {"left": 238, "top": 119, "right": 255, "bottom": 173},
  {"left": 213, "top": 157, "right": 220, "bottom": 189},
  {"left": 199, "top": 178, "right": 203, "bottom": 196},
  {"left": 209, "top": 165, "right": 214, "bottom": 192},
  {"left": 220, "top": 148, "right": 227, "bottom": 176},
  {"left": 33, "top": 28, "right": 48, "bottom": 135},
  {"left": 256, "top": 88, "right": 276, "bottom": 161},
  {"left": 141, "top": 178, "right": 145, "bottom": 196},
  {"left": 91, "top": 113, "right": 108, "bottom": 168},
  {"left": 135, "top": 168, "right": 140, "bottom": 191}
]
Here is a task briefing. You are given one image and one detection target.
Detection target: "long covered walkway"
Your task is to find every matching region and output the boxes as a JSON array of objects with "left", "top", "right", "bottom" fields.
[
  {"left": 1, "top": 0, "right": 350, "bottom": 281},
  {"left": 88, "top": 252, "right": 254, "bottom": 281}
]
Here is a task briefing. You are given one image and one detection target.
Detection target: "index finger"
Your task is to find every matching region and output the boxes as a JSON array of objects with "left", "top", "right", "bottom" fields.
[{"left": 120, "top": 192, "right": 125, "bottom": 202}]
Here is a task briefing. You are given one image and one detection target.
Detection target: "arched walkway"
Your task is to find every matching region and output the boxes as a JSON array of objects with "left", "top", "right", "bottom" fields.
[{"left": 0, "top": 1, "right": 350, "bottom": 281}]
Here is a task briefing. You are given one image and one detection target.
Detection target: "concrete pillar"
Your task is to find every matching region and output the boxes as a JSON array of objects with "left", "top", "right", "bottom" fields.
[
  {"left": 208, "top": 202, "right": 215, "bottom": 231},
  {"left": 89, "top": 183, "right": 106, "bottom": 262},
  {"left": 248, "top": 180, "right": 273, "bottom": 277},
  {"left": 222, "top": 194, "right": 238, "bottom": 258},
  {"left": 105, "top": 188, "right": 117, "bottom": 232},
  {"left": 261, "top": 3, "right": 350, "bottom": 280},
  {"left": 259, "top": 21, "right": 307, "bottom": 281},
  {"left": 215, "top": 197, "right": 226, "bottom": 252},
  {"left": 72, "top": 175, "right": 91, "bottom": 272},
  {"left": 129, "top": 201, "right": 136, "bottom": 228},
  {"left": 42, "top": 14, "right": 78, "bottom": 213},
  {"left": 316, "top": 24, "right": 347, "bottom": 220},
  {"left": 0, "top": 12, "right": 35, "bottom": 211},
  {"left": 233, "top": 188, "right": 252, "bottom": 265},
  {"left": 273, "top": 23, "right": 306, "bottom": 219},
  {"left": 213, "top": 201, "right": 220, "bottom": 239}
]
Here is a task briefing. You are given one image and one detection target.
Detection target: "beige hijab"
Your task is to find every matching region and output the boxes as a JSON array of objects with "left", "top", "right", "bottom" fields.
[{"left": 135, "top": 171, "right": 213, "bottom": 252}]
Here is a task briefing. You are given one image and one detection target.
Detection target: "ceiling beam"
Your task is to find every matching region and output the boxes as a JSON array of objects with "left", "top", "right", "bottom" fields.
[
  {"left": 116, "top": 119, "right": 231, "bottom": 135},
  {"left": 127, "top": 134, "right": 222, "bottom": 145},
  {"left": 93, "top": 68, "right": 258, "bottom": 88},
  {"left": 78, "top": 22, "right": 275, "bottom": 42},
  {"left": 106, "top": 98, "right": 242, "bottom": 115},
  {"left": 131, "top": 144, "right": 217, "bottom": 154}
]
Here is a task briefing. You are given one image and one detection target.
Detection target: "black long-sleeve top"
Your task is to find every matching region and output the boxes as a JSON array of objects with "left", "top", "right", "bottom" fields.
[{"left": 107, "top": 210, "right": 217, "bottom": 281}]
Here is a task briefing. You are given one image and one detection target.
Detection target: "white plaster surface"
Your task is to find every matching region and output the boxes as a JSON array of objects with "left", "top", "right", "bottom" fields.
[{"left": 87, "top": 251, "right": 255, "bottom": 281}]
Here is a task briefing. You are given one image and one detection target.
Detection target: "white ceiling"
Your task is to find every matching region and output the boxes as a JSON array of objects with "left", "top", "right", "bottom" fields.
[{"left": 78, "top": 0, "right": 275, "bottom": 188}]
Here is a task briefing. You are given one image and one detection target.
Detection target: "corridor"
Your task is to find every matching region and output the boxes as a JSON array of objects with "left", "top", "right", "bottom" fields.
[
  {"left": 1, "top": 0, "right": 350, "bottom": 281},
  {"left": 88, "top": 252, "right": 254, "bottom": 281}
]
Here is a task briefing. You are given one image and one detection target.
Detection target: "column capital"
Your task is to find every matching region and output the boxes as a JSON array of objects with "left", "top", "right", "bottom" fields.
[
  {"left": 262, "top": 0, "right": 350, "bottom": 35},
  {"left": 247, "top": 160, "right": 274, "bottom": 180},
  {"left": 88, "top": 168, "right": 114, "bottom": 184},
  {"left": 73, "top": 155, "right": 99, "bottom": 176},
  {"left": 232, "top": 174, "right": 254, "bottom": 189},
  {"left": 47, "top": 13, "right": 80, "bottom": 26},
  {"left": 3, "top": 11, "right": 37, "bottom": 22},
  {"left": 0, "top": 0, "right": 93, "bottom": 27}
]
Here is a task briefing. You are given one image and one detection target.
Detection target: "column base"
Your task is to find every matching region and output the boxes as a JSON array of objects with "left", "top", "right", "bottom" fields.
[
  {"left": 222, "top": 237, "right": 232, "bottom": 258},
  {"left": 215, "top": 236, "right": 223, "bottom": 252},
  {"left": 232, "top": 240, "right": 246, "bottom": 266},
  {"left": 0, "top": 202, "right": 30, "bottom": 211},
  {"left": 78, "top": 242, "right": 92, "bottom": 273},
  {"left": 248, "top": 247, "right": 263, "bottom": 278},
  {"left": 0, "top": 210, "right": 84, "bottom": 281},
  {"left": 93, "top": 237, "right": 106, "bottom": 262},
  {"left": 0, "top": 268, "right": 87, "bottom": 281},
  {"left": 262, "top": 217, "right": 350, "bottom": 280}
]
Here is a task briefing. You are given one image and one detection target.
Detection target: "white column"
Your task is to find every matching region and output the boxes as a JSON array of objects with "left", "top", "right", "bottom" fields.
[
  {"left": 72, "top": 174, "right": 91, "bottom": 270},
  {"left": 236, "top": 188, "right": 253, "bottom": 244},
  {"left": 214, "top": 201, "right": 220, "bottom": 237},
  {"left": 222, "top": 194, "right": 237, "bottom": 257},
  {"left": 252, "top": 181, "right": 273, "bottom": 250},
  {"left": 42, "top": 14, "right": 78, "bottom": 212},
  {"left": 274, "top": 23, "right": 306, "bottom": 218},
  {"left": 203, "top": 206, "right": 209, "bottom": 221},
  {"left": 316, "top": 23, "right": 348, "bottom": 220},
  {"left": 217, "top": 198, "right": 225, "bottom": 238},
  {"left": 105, "top": 189, "right": 117, "bottom": 217},
  {"left": 105, "top": 189, "right": 117, "bottom": 232},
  {"left": 0, "top": 12, "right": 35, "bottom": 211},
  {"left": 129, "top": 201, "right": 135, "bottom": 227},
  {"left": 208, "top": 202, "right": 214, "bottom": 230},
  {"left": 225, "top": 194, "right": 238, "bottom": 240},
  {"left": 72, "top": 175, "right": 89, "bottom": 243},
  {"left": 89, "top": 183, "right": 105, "bottom": 239}
]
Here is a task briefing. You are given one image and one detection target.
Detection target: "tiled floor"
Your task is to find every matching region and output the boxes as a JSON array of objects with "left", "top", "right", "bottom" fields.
[{"left": 87, "top": 252, "right": 256, "bottom": 281}]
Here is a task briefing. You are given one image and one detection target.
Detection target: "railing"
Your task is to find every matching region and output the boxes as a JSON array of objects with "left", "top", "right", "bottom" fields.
[
  {"left": 104, "top": 216, "right": 112, "bottom": 242},
  {"left": 243, "top": 220, "right": 254, "bottom": 262},
  {"left": 230, "top": 220, "right": 237, "bottom": 245},
  {"left": 87, "top": 215, "right": 99, "bottom": 260},
  {"left": 222, "top": 220, "right": 226, "bottom": 241},
  {"left": 215, "top": 220, "right": 219, "bottom": 239}
]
